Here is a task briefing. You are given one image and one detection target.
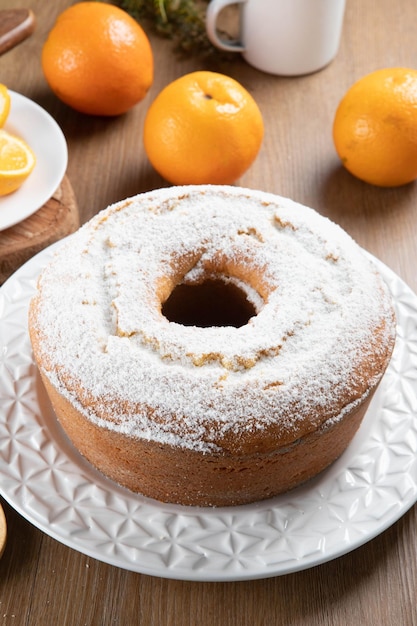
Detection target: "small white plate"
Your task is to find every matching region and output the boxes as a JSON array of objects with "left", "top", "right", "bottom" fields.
[
  {"left": 0, "top": 244, "right": 416, "bottom": 581},
  {"left": 0, "top": 91, "right": 68, "bottom": 231}
]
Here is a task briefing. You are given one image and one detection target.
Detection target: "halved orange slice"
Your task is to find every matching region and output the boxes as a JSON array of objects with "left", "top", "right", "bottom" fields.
[
  {"left": 0, "top": 129, "right": 36, "bottom": 196},
  {"left": 0, "top": 85, "right": 11, "bottom": 127}
]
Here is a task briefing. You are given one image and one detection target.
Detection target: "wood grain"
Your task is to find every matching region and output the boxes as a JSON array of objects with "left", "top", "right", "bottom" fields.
[{"left": 0, "top": 0, "right": 416, "bottom": 624}]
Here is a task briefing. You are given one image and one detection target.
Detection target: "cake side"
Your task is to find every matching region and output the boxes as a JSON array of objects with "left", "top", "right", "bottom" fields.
[{"left": 36, "top": 366, "right": 376, "bottom": 506}]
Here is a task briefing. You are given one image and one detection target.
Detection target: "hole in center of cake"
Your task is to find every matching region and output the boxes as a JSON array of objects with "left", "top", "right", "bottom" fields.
[{"left": 162, "top": 278, "right": 257, "bottom": 328}]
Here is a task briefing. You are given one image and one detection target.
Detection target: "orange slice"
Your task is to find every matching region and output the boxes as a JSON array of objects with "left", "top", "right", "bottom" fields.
[
  {"left": 0, "top": 129, "right": 36, "bottom": 196},
  {"left": 0, "top": 84, "right": 11, "bottom": 127}
]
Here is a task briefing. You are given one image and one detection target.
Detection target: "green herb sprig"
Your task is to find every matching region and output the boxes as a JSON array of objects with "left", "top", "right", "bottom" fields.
[{"left": 114, "top": 0, "right": 222, "bottom": 58}]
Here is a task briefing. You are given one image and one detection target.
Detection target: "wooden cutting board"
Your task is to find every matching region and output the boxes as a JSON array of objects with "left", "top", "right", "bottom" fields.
[
  {"left": 0, "top": 175, "right": 80, "bottom": 283},
  {"left": 0, "top": 9, "right": 36, "bottom": 55}
]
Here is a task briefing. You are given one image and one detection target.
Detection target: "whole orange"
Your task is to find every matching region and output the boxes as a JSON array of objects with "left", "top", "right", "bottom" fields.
[
  {"left": 42, "top": 2, "right": 153, "bottom": 116},
  {"left": 333, "top": 67, "right": 417, "bottom": 187},
  {"left": 143, "top": 71, "right": 264, "bottom": 185}
]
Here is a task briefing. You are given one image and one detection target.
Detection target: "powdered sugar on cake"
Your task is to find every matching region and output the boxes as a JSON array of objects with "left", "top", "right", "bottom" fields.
[{"left": 30, "top": 185, "right": 396, "bottom": 452}]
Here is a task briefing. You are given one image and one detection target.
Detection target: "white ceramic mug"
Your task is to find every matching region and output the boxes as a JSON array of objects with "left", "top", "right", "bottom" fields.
[{"left": 206, "top": 0, "right": 346, "bottom": 76}]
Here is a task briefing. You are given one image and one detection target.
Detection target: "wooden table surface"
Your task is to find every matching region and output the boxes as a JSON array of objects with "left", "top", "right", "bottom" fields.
[{"left": 1, "top": 0, "right": 416, "bottom": 624}]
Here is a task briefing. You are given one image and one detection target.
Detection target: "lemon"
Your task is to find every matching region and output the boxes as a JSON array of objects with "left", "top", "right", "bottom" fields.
[
  {"left": 0, "top": 84, "right": 10, "bottom": 127},
  {"left": 0, "top": 129, "right": 36, "bottom": 196}
]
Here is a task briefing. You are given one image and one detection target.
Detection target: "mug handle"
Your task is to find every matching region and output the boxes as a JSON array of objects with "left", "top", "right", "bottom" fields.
[{"left": 206, "top": 0, "right": 246, "bottom": 52}]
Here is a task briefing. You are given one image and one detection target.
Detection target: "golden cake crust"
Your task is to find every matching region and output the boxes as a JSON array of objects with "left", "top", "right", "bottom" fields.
[{"left": 28, "top": 185, "right": 396, "bottom": 506}]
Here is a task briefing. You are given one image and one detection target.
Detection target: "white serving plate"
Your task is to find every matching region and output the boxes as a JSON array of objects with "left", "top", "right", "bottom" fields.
[{"left": 0, "top": 243, "right": 416, "bottom": 581}]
